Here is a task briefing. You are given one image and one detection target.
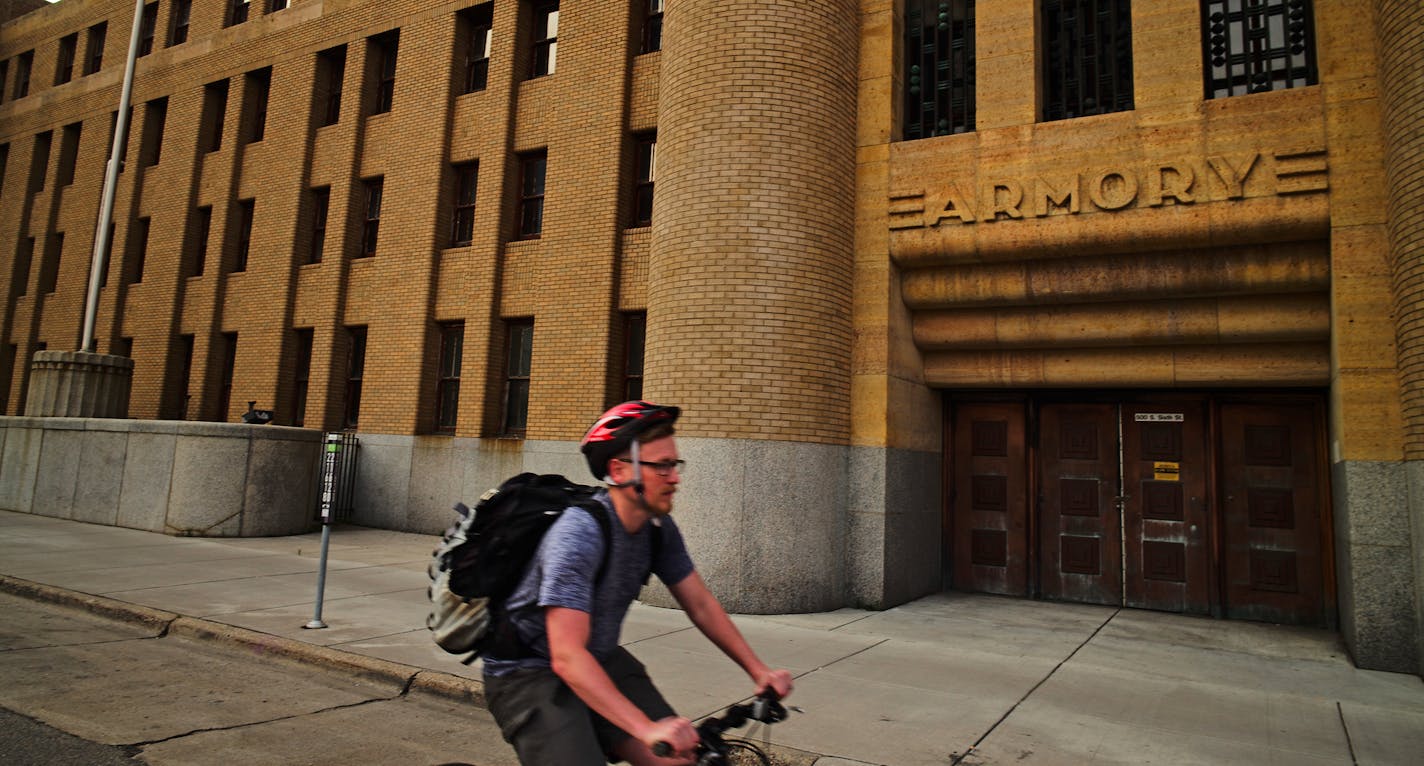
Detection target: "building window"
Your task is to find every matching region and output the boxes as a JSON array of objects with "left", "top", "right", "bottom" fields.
[
  {"left": 502, "top": 320, "right": 533, "bottom": 435},
  {"left": 359, "top": 177, "right": 383, "bottom": 257},
  {"left": 15, "top": 237, "right": 35, "bottom": 296},
  {"left": 169, "top": 0, "right": 191, "bottom": 46},
  {"left": 436, "top": 321, "right": 464, "bottom": 433},
  {"left": 13, "top": 51, "right": 32, "bottom": 99},
  {"left": 370, "top": 31, "right": 399, "bottom": 115},
  {"left": 173, "top": 334, "right": 194, "bottom": 419},
  {"left": 246, "top": 68, "right": 271, "bottom": 144},
  {"left": 39, "top": 232, "right": 63, "bottom": 295},
  {"left": 268, "top": 0, "right": 290, "bottom": 12},
  {"left": 450, "top": 162, "right": 478, "bottom": 246},
  {"left": 85, "top": 23, "right": 107, "bottom": 75},
  {"left": 622, "top": 311, "right": 646, "bottom": 401},
  {"left": 57, "top": 122, "right": 82, "bottom": 187},
  {"left": 233, "top": 199, "right": 254, "bottom": 272},
  {"left": 343, "top": 326, "right": 366, "bottom": 430},
  {"left": 189, "top": 205, "right": 212, "bottom": 277},
  {"left": 641, "top": 0, "right": 663, "bottom": 54},
  {"left": 227, "top": 0, "right": 251, "bottom": 27},
  {"left": 308, "top": 186, "right": 329, "bottom": 264},
  {"left": 903, "top": 0, "right": 975, "bottom": 139},
  {"left": 530, "top": 1, "right": 559, "bottom": 78},
  {"left": 1203, "top": 0, "right": 1317, "bottom": 99},
  {"left": 632, "top": 134, "right": 655, "bottom": 227},
  {"left": 98, "top": 223, "right": 115, "bottom": 288},
  {"left": 202, "top": 80, "right": 229, "bottom": 153},
  {"left": 290, "top": 328, "right": 311, "bottom": 427},
  {"left": 141, "top": 97, "right": 167, "bottom": 167},
  {"left": 138, "top": 3, "right": 158, "bottom": 57},
  {"left": 0, "top": 60, "right": 8, "bottom": 105},
  {"left": 128, "top": 217, "right": 150, "bottom": 284},
  {"left": 30, "top": 131, "right": 52, "bottom": 193},
  {"left": 1041, "top": 0, "right": 1133, "bottom": 122},
  {"left": 317, "top": 45, "right": 346, "bottom": 126},
  {"left": 459, "top": 4, "right": 493, "bottom": 94},
  {"left": 55, "top": 34, "right": 77, "bottom": 85},
  {"left": 218, "top": 332, "right": 237, "bottom": 421},
  {"left": 517, "top": 151, "right": 546, "bottom": 239}
]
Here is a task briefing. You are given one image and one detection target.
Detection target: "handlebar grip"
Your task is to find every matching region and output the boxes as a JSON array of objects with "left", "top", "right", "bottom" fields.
[{"left": 652, "top": 741, "right": 672, "bottom": 757}]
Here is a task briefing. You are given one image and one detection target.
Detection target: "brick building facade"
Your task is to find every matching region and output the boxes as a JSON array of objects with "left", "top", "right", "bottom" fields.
[{"left": 2, "top": 0, "right": 1421, "bottom": 675}]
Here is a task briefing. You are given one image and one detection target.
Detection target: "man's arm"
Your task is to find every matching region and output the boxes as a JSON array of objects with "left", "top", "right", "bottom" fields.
[
  {"left": 545, "top": 606, "right": 698, "bottom": 758},
  {"left": 667, "top": 572, "right": 794, "bottom": 698}
]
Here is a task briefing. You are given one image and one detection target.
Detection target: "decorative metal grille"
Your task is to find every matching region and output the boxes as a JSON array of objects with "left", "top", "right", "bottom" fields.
[
  {"left": 1203, "top": 0, "right": 1317, "bottom": 99},
  {"left": 903, "top": 0, "right": 975, "bottom": 140},
  {"left": 1041, "top": 0, "right": 1133, "bottom": 122}
]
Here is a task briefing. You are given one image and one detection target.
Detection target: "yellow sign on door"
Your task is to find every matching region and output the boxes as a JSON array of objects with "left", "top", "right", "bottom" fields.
[{"left": 1153, "top": 461, "right": 1180, "bottom": 481}]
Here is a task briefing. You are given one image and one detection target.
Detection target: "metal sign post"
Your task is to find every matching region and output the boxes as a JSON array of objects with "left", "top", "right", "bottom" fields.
[{"left": 304, "top": 433, "right": 342, "bottom": 630}]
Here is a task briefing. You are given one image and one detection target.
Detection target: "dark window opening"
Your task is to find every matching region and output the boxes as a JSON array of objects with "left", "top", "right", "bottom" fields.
[
  {"left": 56, "top": 34, "right": 77, "bottom": 85},
  {"left": 360, "top": 178, "right": 383, "bottom": 257},
  {"left": 459, "top": 4, "right": 493, "bottom": 94},
  {"left": 141, "top": 98, "right": 167, "bottom": 167},
  {"left": 57, "top": 123, "right": 82, "bottom": 187},
  {"left": 436, "top": 321, "right": 464, "bottom": 433},
  {"left": 622, "top": 311, "right": 646, "bottom": 401},
  {"left": 30, "top": 131, "right": 52, "bottom": 193},
  {"left": 85, "top": 23, "right": 107, "bottom": 75},
  {"left": 138, "top": 3, "right": 158, "bottom": 57},
  {"left": 1041, "top": 0, "right": 1134, "bottom": 122},
  {"left": 632, "top": 134, "right": 655, "bottom": 227},
  {"left": 530, "top": 2, "right": 559, "bottom": 78},
  {"left": 13, "top": 51, "right": 32, "bottom": 99},
  {"left": 641, "top": 0, "right": 664, "bottom": 54},
  {"left": 291, "top": 328, "right": 312, "bottom": 427},
  {"left": 217, "top": 332, "right": 237, "bottom": 421},
  {"left": 169, "top": 0, "right": 192, "bottom": 46},
  {"left": 1203, "top": 0, "right": 1317, "bottom": 99},
  {"left": 189, "top": 205, "right": 212, "bottom": 277},
  {"left": 15, "top": 237, "right": 35, "bottom": 297},
  {"left": 39, "top": 232, "right": 63, "bottom": 295},
  {"left": 502, "top": 320, "right": 533, "bottom": 435},
  {"left": 317, "top": 45, "right": 346, "bottom": 126},
  {"left": 202, "top": 80, "right": 230, "bottom": 153},
  {"left": 246, "top": 67, "right": 272, "bottom": 143},
  {"left": 98, "top": 223, "right": 114, "bottom": 288},
  {"left": 175, "top": 334, "right": 195, "bottom": 419},
  {"left": 233, "top": 199, "right": 254, "bottom": 272},
  {"left": 343, "top": 326, "right": 367, "bottom": 430},
  {"left": 227, "top": 0, "right": 251, "bottom": 27},
  {"left": 517, "top": 151, "right": 546, "bottom": 239},
  {"left": 451, "top": 162, "right": 478, "bottom": 246},
  {"left": 308, "top": 187, "right": 329, "bottom": 264},
  {"left": 370, "top": 31, "right": 399, "bottom": 115},
  {"left": 268, "top": 0, "right": 290, "bottom": 12},
  {"left": 903, "top": 0, "right": 975, "bottom": 139},
  {"left": 128, "top": 217, "right": 150, "bottom": 284},
  {"left": 0, "top": 60, "right": 8, "bottom": 105}
]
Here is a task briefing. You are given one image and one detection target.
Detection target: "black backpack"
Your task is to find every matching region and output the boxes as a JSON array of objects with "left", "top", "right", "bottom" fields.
[{"left": 428, "top": 473, "right": 643, "bottom": 664}]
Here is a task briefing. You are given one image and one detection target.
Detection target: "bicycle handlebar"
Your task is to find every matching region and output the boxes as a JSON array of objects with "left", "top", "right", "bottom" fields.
[{"left": 652, "top": 691, "right": 787, "bottom": 763}]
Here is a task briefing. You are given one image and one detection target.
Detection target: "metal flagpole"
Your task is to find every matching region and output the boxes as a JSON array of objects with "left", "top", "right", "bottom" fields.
[{"left": 81, "top": 0, "right": 147, "bottom": 353}]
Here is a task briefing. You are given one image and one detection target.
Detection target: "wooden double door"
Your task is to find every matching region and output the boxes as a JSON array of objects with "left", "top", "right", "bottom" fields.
[{"left": 950, "top": 395, "right": 1330, "bottom": 626}]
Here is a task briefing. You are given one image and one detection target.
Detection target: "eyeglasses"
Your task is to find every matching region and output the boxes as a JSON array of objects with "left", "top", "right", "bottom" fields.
[{"left": 616, "top": 458, "right": 685, "bottom": 476}]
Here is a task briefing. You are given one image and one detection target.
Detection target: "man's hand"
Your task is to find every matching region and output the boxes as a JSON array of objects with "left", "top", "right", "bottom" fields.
[
  {"left": 641, "top": 714, "right": 699, "bottom": 763},
  {"left": 754, "top": 668, "right": 794, "bottom": 699}
]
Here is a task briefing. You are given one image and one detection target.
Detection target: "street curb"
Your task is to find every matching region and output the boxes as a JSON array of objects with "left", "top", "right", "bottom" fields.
[{"left": 0, "top": 574, "right": 178, "bottom": 632}]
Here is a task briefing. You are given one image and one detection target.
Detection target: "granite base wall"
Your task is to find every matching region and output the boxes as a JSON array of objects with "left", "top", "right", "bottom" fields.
[
  {"left": 0, "top": 416, "right": 321, "bottom": 537},
  {"left": 1332, "top": 460, "right": 1423, "bottom": 675},
  {"left": 349, "top": 435, "right": 943, "bottom": 613}
]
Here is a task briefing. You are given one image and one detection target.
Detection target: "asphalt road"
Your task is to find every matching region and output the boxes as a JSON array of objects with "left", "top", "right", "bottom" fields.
[{"left": 0, "top": 592, "right": 514, "bottom": 766}]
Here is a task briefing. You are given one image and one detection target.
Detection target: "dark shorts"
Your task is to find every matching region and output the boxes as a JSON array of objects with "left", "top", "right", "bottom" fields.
[{"left": 483, "top": 647, "right": 675, "bottom": 765}]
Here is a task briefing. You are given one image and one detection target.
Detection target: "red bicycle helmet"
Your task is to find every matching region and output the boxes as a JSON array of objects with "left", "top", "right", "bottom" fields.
[{"left": 580, "top": 400, "right": 681, "bottom": 481}]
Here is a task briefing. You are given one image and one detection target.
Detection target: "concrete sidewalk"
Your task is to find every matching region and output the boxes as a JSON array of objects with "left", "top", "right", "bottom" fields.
[{"left": 1, "top": 509, "right": 1421, "bottom": 766}]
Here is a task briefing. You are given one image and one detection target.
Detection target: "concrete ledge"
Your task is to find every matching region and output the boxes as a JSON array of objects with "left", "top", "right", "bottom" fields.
[{"left": 0, "top": 416, "right": 322, "bottom": 537}]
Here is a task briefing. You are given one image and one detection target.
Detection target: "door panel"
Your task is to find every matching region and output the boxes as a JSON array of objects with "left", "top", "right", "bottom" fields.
[
  {"left": 1038, "top": 404, "right": 1121, "bottom": 606},
  {"left": 952, "top": 403, "right": 1028, "bottom": 596},
  {"left": 1121, "top": 403, "right": 1211, "bottom": 614},
  {"left": 1220, "top": 403, "right": 1326, "bottom": 625}
]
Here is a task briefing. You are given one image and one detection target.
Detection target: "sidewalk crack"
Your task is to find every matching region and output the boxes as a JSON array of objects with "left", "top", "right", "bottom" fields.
[
  {"left": 122, "top": 691, "right": 409, "bottom": 749},
  {"left": 1336, "top": 701, "right": 1359, "bottom": 766},
  {"left": 949, "top": 607, "right": 1121, "bottom": 765}
]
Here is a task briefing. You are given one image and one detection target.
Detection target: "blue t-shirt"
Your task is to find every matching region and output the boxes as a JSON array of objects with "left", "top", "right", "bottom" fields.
[{"left": 481, "top": 489, "right": 695, "bottom": 677}]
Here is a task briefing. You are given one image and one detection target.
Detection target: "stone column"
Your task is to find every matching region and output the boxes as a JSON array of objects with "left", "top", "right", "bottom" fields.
[
  {"left": 25, "top": 351, "right": 133, "bottom": 418},
  {"left": 1377, "top": 0, "right": 1424, "bottom": 677},
  {"left": 648, "top": 0, "right": 859, "bottom": 612}
]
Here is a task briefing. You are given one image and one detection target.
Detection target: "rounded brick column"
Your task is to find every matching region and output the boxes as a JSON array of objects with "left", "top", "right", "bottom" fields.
[
  {"left": 647, "top": 0, "right": 859, "bottom": 612},
  {"left": 1380, "top": 0, "right": 1424, "bottom": 458}
]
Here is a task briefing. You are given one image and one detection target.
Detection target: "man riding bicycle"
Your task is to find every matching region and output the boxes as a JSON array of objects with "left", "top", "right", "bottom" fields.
[{"left": 482, "top": 401, "right": 795, "bottom": 765}]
